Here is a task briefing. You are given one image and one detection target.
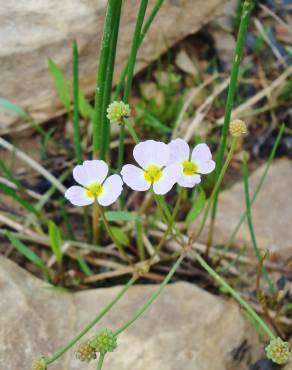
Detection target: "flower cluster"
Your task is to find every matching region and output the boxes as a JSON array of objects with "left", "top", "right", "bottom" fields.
[
  {"left": 75, "top": 330, "right": 117, "bottom": 363},
  {"left": 65, "top": 139, "right": 215, "bottom": 207},
  {"left": 265, "top": 337, "right": 291, "bottom": 365}
]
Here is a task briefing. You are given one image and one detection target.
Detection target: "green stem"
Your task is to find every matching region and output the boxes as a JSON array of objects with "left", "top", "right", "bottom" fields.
[
  {"left": 96, "top": 353, "right": 105, "bottom": 370},
  {"left": 242, "top": 152, "right": 275, "bottom": 293},
  {"left": 93, "top": 0, "right": 116, "bottom": 158},
  {"left": 113, "top": 0, "right": 165, "bottom": 100},
  {"left": 195, "top": 252, "right": 275, "bottom": 340},
  {"left": 92, "top": 201, "right": 100, "bottom": 244},
  {"left": 45, "top": 275, "right": 137, "bottom": 365},
  {"left": 117, "top": 0, "right": 148, "bottom": 170},
  {"left": 72, "top": 41, "right": 82, "bottom": 163},
  {"left": 114, "top": 254, "right": 184, "bottom": 336},
  {"left": 197, "top": 137, "right": 239, "bottom": 241},
  {"left": 210, "top": 1, "right": 253, "bottom": 226},
  {"left": 226, "top": 124, "right": 284, "bottom": 248},
  {"left": 151, "top": 188, "right": 184, "bottom": 262},
  {"left": 100, "top": 1, "right": 123, "bottom": 159},
  {"left": 98, "top": 205, "right": 131, "bottom": 263}
]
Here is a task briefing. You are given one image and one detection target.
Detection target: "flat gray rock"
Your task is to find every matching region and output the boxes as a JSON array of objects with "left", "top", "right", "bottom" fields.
[
  {"left": 195, "top": 159, "right": 292, "bottom": 261},
  {"left": 0, "top": 0, "right": 224, "bottom": 131},
  {"left": 0, "top": 255, "right": 263, "bottom": 370}
]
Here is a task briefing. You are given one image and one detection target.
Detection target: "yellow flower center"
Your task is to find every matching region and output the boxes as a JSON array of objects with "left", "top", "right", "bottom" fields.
[
  {"left": 182, "top": 160, "right": 198, "bottom": 176},
  {"left": 144, "top": 165, "right": 163, "bottom": 183},
  {"left": 85, "top": 182, "right": 103, "bottom": 198}
]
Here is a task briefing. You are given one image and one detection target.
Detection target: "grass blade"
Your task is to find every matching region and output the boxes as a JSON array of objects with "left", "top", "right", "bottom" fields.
[
  {"left": 72, "top": 41, "right": 82, "bottom": 163},
  {"left": 242, "top": 152, "right": 275, "bottom": 293},
  {"left": 48, "top": 221, "right": 63, "bottom": 265},
  {"left": 48, "top": 59, "right": 71, "bottom": 112},
  {"left": 6, "top": 232, "right": 47, "bottom": 272}
]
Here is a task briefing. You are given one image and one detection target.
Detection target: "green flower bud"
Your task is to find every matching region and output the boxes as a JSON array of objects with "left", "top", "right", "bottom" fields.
[
  {"left": 75, "top": 340, "right": 97, "bottom": 363},
  {"left": 265, "top": 337, "right": 291, "bottom": 365},
  {"left": 32, "top": 357, "right": 47, "bottom": 370},
  {"left": 90, "top": 329, "right": 117, "bottom": 355},
  {"left": 107, "top": 101, "right": 130, "bottom": 125}
]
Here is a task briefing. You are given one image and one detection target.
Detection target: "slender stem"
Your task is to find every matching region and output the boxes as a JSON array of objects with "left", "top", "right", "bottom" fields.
[
  {"left": 226, "top": 124, "right": 284, "bottom": 248},
  {"left": 45, "top": 275, "right": 137, "bottom": 365},
  {"left": 100, "top": 1, "right": 123, "bottom": 159},
  {"left": 113, "top": 0, "right": 165, "bottom": 100},
  {"left": 197, "top": 137, "right": 239, "bottom": 243},
  {"left": 195, "top": 252, "right": 275, "bottom": 340},
  {"left": 242, "top": 152, "right": 275, "bottom": 293},
  {"left": 151, "top": 188, "right": 184, "bottom": 262},
  {"left": 210, "top": 1, "right": 253, "bottom": 228},
  {"left": 114, "top": 254, "right": 184, "bottom": 336},
  {"left": 92, "top": 201, "right": 100, "bottom": 244},
  {"left": 96, "top": 353, "right": 105, "bottom": 370},
  {"left": 98, "top": 205, "right": 131, "bottom": 263},
  {"left": 117, "top": 0, "right": 148, "bottom": 170},
  {"left": 72, "top": 41, "right": 82, "bottom": 164},
  {"left": 93, "top": 0, "right": 116, "bottom": 158}
]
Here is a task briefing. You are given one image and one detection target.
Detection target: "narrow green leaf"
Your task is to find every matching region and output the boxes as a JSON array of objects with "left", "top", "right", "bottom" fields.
[
  {"left": 48, "top": 59, "right": 71, "bottom": 111},
  {"left": 0, "top": 160, "right": 22, "bottom": 188},
  {"left": 79, "top": 90, "right": 95, "bottom": 122},
  {"left": 0, "top": 182, "right": 38, "bottom": 215},
  {"left": 0, "top": 98, "right": 30, "bottom": 120},
  {"left": 7, "top": 232, "right": 47, "bottom": 271},
  {"left": 72, "top": 41, "right": 82, "bottom": 164},
  {"left": 105, "top": 211, "right": 141, "bottom": 222},
  {"left": 77, "top": 255, "right": 92, "bottom": 276},
  {"left": 186, "top": 189, "right": 206, "bottom": 224},
  {"left": 143, "top": 110, "right": 172, "bottom": 133},
  {"left": 48, "top": 221, "right": 63, "bottom": 265},
  {"left": 110, "top": 227, "right": 129, "bottom": 246}
]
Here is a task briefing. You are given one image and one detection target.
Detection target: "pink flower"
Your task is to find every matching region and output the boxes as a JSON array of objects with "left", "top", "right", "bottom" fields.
[
  {"left": 65, "top": 160, "right": 123, "bottom": 206},
  {"left": 121, "top": 140, "right": 180, "bottom": 195},
  {"left": 168, "top": 138, "right": 215, "bottom": 188}
]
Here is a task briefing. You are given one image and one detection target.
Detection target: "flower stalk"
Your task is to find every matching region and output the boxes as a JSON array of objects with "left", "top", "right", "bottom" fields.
[
  {"left": 117, "top": 0, "right": 149, "bottom": 171},
  {"left": 210, "top": 0, "right": 253, "bottom": 240},
  {"left": 45, "top": 275, "right": 137, "bottom": 365}
]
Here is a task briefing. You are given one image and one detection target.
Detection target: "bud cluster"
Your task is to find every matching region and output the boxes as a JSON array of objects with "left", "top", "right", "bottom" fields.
[
  {"left": 32, "top": 357, "right": 47, "bottom": 370},
  {"left": 265, "top": 337, "right": 291, "bottom": 365},
  {"left": 107, "top": 101, "right": 131, "bottom": 125},
  {"left": 229, "top": 119, "right": 247, "bottom": 137},
  {"left": 75, "top": 329, "right": 117, "bottom": 363}
]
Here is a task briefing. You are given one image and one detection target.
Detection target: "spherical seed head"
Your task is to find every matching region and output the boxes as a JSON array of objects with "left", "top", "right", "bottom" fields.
[
  {"left": 229, "top": 119, "right": 247, "bottom": 137},
  {"left": 32, "top": 357, "right": 47, "bottom": 370},
  {"left": 265, "top": 337, "right": 291, "bottom": 365},
  {"left": 75, "top": 340, "right": 97, "bottom": 363},
  {"left": 107, "top": 101, "right": 131, "bottom": 124},
  {"left": 90, "top": 329, "right": 117, "bottom": 354}
]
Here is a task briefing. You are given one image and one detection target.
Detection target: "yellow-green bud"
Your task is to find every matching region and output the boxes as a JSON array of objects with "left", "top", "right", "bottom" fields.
[
  {"left": 265, "top": 337, "right": 291, "bottom": 365},
  {"left": 32, "top": 357, "right": 47, "bottom": 370},
  {"left": 75, "top": 340, "right": 97, "bottom": 362},
  {"left": 229, "top": 119, "right": 247, "bottom": 137},
  {"left": 90, "top": 329, "right": 117, "bottom": 355},
  {"left": 107, "top": 101, "right": 130, "bottom": 125}
]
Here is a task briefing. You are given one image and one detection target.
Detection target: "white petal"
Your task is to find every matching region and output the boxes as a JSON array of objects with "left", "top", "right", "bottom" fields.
[
  {"left": 178, "top": 174, "right": 201, "bottom": 188},
  {"left": 153, "top": 164, "right": 181, "bottom": 195},
  {"left": 97, "top": 175, "right": 123, "bottom": 206},
  {"left": 121, "top": 164, "right": 150, "bottom": 191},
  {"left": 191, "top": 143, "right": 212, "bottom": 163},
  {"left": 168, "top": 138, "right": 189, "bottom": 164},
  {"left": 73, "top": 160, "right": 108, "bottom": 187},
  {"left": 133, "top": 140, "right": 170, "bottom": 168},
  {"left": 197, "top": 160, "right": 216, "bottom": 174},
  {"left": 65, "top": 186, "right": 93, "bottom": 206}
]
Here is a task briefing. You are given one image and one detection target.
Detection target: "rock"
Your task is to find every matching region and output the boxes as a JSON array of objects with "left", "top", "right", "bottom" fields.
[
  {"left": 0, "top": 0, "right": 224, "bottom": 132},
  {"left": 195, "top": 159, "right": 292, "bottom": 260},
  {"left": 0, "top": 255, "right": 263, "bottom": 370}
]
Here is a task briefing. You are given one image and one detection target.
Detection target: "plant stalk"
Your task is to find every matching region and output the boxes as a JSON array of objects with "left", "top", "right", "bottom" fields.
[
  {"left": 117, "top": 0, "right": 148, "bottom": 171},
  {"left": 45, "top": 275, "right": 137, "bottom": 365},
  {"left": 210, "top": 0, "right": 253, "bottom": 239}
]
